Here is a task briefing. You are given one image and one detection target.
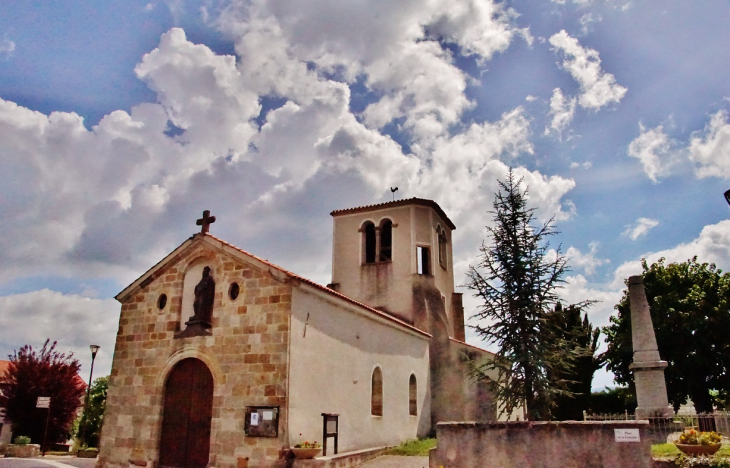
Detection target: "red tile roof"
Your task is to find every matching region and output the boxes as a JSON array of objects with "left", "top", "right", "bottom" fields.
[
  {"left": 205, "top": 234, "right": 431, "bottom": 338},
  {"left": 0, "top": 360, "right": 10, "bottom": 377},
  {"left": 449, "top": 337, "right": 496, "bottom": 357},
  {"left": 330, "top": 197, "right": 456, "bottom": 230}
]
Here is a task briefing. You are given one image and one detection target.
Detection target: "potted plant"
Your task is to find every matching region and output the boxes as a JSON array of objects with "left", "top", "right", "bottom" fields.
[
  {"left": 674, "top": 428, "right": 723, "bottom": 456},
  {"left": 291, "top": 441, "right": 322, "bottom": 459},
  {"left": 77, "top": 445, "right": 99, "bottom": 458}
]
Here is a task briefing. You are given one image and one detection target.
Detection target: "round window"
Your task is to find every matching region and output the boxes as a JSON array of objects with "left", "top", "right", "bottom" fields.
[
  {"left": 157, "top": 293, "right": 167, "bottom": 310},
  {"left": 229, "top": 282, "right": 240, "bottom": 300}
]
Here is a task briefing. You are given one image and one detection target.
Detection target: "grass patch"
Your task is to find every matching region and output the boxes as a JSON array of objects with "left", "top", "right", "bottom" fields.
[
  {"left": 386, "top": 438, "right": 436, "bottom": 456},
  {"left": 652, "top": 443, "right": 681, "bottom": 457},
  {"left": 652, "top": 443, "right": 730, "bottom": 459}
]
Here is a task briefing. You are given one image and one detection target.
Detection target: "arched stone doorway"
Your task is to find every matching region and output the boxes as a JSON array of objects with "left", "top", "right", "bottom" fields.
[{"left": 159, "top": 358, "right": 214, "bottom": 468}]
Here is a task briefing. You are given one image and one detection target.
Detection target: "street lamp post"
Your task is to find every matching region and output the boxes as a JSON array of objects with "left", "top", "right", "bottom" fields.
[{"left": 79, "top": 345, "right": 100, "bottom": 450}]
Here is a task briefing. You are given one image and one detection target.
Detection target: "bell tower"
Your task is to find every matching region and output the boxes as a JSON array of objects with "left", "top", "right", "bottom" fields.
[{"left": 329, "top": 198, "right": 465, "bottom": 339}]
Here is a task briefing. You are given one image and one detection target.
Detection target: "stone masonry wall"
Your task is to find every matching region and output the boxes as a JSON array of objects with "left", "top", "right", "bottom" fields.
[
  {"left": 430, "top": 420, "right": 652, "bottom": 468},
  {"left": 98, "top": 238, "right": 292, "bottom": 468}
]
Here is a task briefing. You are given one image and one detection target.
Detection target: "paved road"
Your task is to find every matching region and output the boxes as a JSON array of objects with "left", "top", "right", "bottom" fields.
[
  {"left": 355, "top": 455, "right": 429, "bottom": 468},
  {"left": 0, "top": 455, "right": 428, "bottom": 468},
  {"left": 0, "top": 457, "right": 96, "bottom": 468}
]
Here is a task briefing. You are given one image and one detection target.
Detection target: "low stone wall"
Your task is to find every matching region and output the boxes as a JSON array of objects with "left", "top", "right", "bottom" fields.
[
  {"left": 429, "top": 420, "right": 652, "bottom": 468},
  {"left": 292, "top": 446, "right": 391, "bottom": 468},
  {"left": 4, "top": 444, "right": 40, "bottom": 458}
]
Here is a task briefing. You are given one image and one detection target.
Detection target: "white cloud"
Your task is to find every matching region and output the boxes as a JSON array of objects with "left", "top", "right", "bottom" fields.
[
  {"left": 612, "top": 219, "right": 730, "bottom": 289},
  {"left": 221, "top": 0, "right": 518, "bottom": 141},
  {"left": 565, "top": 243, "right": 610, "bottom": 275},
  {"left": 0, "top": 14, "right": 576, "bottom": 287},
  {"left": 0, "top": 37, "right": 15, "bottom": 60},
  {"left": 627, "top": 124, "right": 678, "bottom": 182},
  {"left": 545, "top": 87, "right": 577, "bottom": 136},
  {"left": 689, "top": 110, "right": 730, "bottom": 179},
  {"left": 549, "top": 30, "right": 627, "bottom": 110},
  {"left": 570, "top": 161, "right": 592, "bottom": 169},
  {"left": 0, "top": 3, "right": 589, "bottom": 367},
  {"left": 561, "top": 274, "right": 622, "bottom": 328},
  {"left": 0, "top": 290, "right": 119, "bottom": 381},
  {"left": 551, "top": 0, "right": 592, "bottom": 4},
  {"left": 622, "top": 217, "right": 659, "bottom": 240},
  {"left": 579, "top": 13, "right": 603, "bottom": 35}
]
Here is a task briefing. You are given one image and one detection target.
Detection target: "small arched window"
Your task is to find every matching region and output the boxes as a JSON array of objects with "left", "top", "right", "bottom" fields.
[
  {"left": 409, "top": 374, "right": 417, "bottom": 416},
  {"left": 371, "top": 367, "right": 383, "bottom": 416},
  {"left": 379, "top": 219, "right": 392, "bottom": 262},
  {"left": 438, "top": 227, "right": 447, "bottom": 267},
  {"left": 363, "top": 222, "right": 376, "bottom": 264}
]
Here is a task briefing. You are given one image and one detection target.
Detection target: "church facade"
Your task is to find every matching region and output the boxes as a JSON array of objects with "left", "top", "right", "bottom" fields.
[{"left": 97, "top": 198, "right": 496, "bottom": 468}]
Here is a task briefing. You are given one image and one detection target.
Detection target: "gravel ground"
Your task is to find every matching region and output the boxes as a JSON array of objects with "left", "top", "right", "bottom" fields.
[{"left": 355, "top": 455, "right": 429, "bottom": 468}]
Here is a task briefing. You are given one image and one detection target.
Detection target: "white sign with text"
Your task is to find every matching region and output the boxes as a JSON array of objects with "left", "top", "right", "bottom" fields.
[
  {"left": 36, "top": 397, "right": 51, "bottom": 408},
  {"left": 614, "top": 428, "right": 640, "bottom": 442}
]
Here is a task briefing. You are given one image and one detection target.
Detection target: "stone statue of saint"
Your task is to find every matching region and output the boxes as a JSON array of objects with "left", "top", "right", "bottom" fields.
[{"left": 192, "top": 266, "right": 215, "bottom": 326}]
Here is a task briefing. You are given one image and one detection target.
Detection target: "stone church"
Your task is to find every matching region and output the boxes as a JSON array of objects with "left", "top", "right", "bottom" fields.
[{"left": 97, "top": 198, "right": 497, "bottom": 468}]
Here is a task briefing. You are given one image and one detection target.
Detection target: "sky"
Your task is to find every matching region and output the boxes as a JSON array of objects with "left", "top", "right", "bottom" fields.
[{"left": 1, "top": 0, "right": 729, "bottom": 390}]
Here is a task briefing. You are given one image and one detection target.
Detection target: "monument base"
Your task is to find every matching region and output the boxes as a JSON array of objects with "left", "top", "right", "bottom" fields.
[
  {"left": 635, "top": 407, "right": 673, "bottom": 419},
  {"left": 632, "top": 361, "right": 673, "bottom": 420}
]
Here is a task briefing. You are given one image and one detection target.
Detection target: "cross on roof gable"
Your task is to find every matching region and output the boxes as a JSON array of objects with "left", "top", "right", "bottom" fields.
[
  {"left": 196, "top": 210, "right": 216, "bottom": 234},
  {"left": 114, "top": 233, "right": 431, "bottom": 339}
]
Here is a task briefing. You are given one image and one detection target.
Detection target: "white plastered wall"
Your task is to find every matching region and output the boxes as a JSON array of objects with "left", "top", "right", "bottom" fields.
[{"left": 288, "top": 286, "right": 431, "bottom": 452}]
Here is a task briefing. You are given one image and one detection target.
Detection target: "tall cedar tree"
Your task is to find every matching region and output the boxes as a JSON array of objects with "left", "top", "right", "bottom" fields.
[
  {"left": 546, "top": 303, "right": 605, "bottom": 420},
  {"left": 466, "top": 170, "right": 581, "bottom": 420},
  {"left": 77, "top": 375, "right": 108, "bottom": 448},
  {"left": 0, "top": 340, "right": 85, "bottom": 448},
  {"left": 604, "top": 257, "right": 730, "bottom": 414}
]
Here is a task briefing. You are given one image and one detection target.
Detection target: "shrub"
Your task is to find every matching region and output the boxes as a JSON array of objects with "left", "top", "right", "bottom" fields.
[{"left": 13, "top": 435, "right": 31, "bottom": 445}]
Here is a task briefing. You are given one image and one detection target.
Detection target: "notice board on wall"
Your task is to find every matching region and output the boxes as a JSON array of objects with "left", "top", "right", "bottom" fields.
[{"left": 244, "top": 406, "right": 279, "bottom": 437}]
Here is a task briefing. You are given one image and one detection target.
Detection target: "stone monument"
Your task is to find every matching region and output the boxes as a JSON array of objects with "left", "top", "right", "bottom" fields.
[{"left": 628, "top": 275, "right": 673, "bottom": 419}]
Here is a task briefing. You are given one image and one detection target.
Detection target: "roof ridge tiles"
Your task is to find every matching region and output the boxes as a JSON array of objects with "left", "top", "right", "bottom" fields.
[
  {"left": 204, "top": 233, "right": 431, "bottom": 338},
  {"left": 330, "top": 197, "right": 456, "bottom": 230}
]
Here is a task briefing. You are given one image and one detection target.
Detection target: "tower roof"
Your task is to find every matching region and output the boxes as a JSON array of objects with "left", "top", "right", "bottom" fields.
[{"left": 330, "top": 197, "right": 456, "bottom": 230}]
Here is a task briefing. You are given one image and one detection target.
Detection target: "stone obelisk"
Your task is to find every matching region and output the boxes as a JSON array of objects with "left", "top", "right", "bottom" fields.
[{"left": 628, "top": 275, "right": 673, "bottom": 419}]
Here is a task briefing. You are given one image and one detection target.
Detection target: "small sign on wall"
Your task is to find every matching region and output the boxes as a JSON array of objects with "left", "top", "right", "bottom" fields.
[
  {"left": 36, "top": 397, "right": 51, "bottom": 408},
  {"left": 614, "top": 428, "right": 640, "bottom": 442},
  {"left": 244, "top": 406, "right": 279, "bottom": 437}
]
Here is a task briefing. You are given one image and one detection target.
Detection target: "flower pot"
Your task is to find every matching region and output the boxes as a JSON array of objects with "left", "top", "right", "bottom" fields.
[
  {"left": 77, "top": 449, "right": 99, "bottom": 458},
  {"left": 291, "top": 447, "right": 322, "bottom": 459},
  {"left": 675, "top": 444, "right": 721, "bottom": 456}
]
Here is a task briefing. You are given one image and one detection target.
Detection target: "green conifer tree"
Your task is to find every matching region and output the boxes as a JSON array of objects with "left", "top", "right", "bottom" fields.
[{"left": 467, "top": 169, "right": 588, "bottom": 420}]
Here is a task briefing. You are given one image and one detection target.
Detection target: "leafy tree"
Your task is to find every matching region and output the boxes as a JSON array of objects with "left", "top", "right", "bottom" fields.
[
  {"left": 547, "top": 303, "right": 605, "bottom": 420},
  {"left": 603, "top": 257, "right": 730, "bottom": 413},
  {"left": 466, "top": 170, "right": 588, "bottom": 420},
  {"left": 77, "top": 376, "right": 108, "bottom": 448},
  {"left": 0, "top": 340, "right": 85, "bottom": 449},
  {"left": 589, "top": 386, "right": 637, "bottom": 415}
]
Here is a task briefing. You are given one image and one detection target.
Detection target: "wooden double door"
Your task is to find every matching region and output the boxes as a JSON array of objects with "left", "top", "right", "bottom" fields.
[{"left": 159, "top": 358, "right": 214, "bottom": 468}]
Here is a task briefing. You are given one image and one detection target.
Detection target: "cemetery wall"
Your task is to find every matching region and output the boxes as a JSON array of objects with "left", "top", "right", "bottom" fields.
[{"left": 429, "top": 420, "right": 652, "bottom": 468}]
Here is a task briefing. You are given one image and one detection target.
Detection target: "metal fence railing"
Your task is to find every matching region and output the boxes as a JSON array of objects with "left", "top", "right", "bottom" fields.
[{"left": 584, "top": 411, "right": 730, "bottom": 437}]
